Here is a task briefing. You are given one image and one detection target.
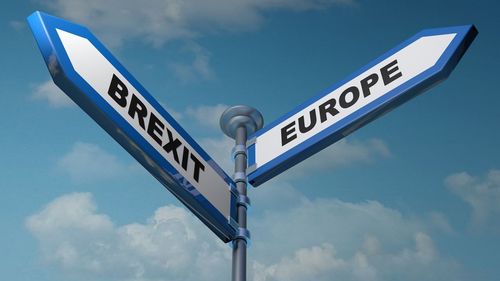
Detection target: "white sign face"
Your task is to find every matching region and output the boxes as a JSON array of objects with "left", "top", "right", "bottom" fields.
[
  {"left": 247, "top": 25, "right": 477, "bottom": 186},
  {"left": 256, "top": 34, "right": 454, "bottom": 167},
  {"left": 57, "top": 29, "right": 231, "bottom": 218}
]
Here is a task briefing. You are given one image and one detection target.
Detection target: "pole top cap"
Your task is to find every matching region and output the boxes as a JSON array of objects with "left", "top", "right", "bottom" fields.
[{"left": 220, "top": 105, "right": 264, "bottom": 139}]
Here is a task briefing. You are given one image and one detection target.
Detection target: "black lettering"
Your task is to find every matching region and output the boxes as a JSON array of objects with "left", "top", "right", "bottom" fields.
[
  {"left": 281, "top": 121, "right": 297, "bottom": 146},
  {"left": 163, "top": 128, "right": 182, "bottom": 163},
  {"left": 381, "top": 60, "right": 402, "bottom": 85},
  {"left": 298, "top": 109, "right": 317, "bottom": 133},
  {"left": 128, "top": 94, "right": 147, "bottom": 130},
  {"left": 107, "top": 74, "right": 128, "bottom": 107},
  {"left": 339, "top": 86, "right": 360, "bottom": 108},
  {"left": 318, "top": 98, "right": 339, "bottom": 123},
  {"left": 190, "top": 154, "right": 205, "bottom": 182},
  {"left": 181, "top": 146, "right": 189, "bottom": 171},
  {"left": 147, "top": 112, "right": 164, "bottom": 146},
  {"left": 360, "top": 73, "right": 379, "bottom": 98}
]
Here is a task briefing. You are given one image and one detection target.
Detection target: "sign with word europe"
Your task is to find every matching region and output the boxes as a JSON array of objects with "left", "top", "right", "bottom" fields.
[{"left": 247, "top": 25, "right": 477, "bottom": 186}]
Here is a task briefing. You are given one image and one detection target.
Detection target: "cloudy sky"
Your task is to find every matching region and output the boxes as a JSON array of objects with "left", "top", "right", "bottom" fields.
[{"left": 1, "top": 0, "right": 499, "bottom": 280}]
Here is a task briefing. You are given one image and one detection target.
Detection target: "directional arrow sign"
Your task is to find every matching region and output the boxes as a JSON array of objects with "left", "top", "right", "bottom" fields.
[
  {"left": 247, "top": 25, "right": 477, "bottom": 186},
  {"left": 28, "top": 11, "right": 238, "bottom": 242}
]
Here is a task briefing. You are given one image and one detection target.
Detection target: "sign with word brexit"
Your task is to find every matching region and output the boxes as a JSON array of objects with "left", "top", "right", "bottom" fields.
[
  {"left": 247, "top": 25, "right": 477, "bottom": 186},
  {"left": 28, "top": 11, "right": 238, "bottom": 242}
]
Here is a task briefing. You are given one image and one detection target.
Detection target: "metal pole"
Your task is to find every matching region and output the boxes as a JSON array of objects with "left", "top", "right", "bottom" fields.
[
  {"left": 220, "top": 106, "right": 263, "bottom": 281},
  {"left": 233, "top": 125, "right": 248, "bottom": 281}
]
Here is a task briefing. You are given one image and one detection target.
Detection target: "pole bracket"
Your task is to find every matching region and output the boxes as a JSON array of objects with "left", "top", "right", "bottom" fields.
[
  {"left": 231, "top": 144, "right": 247, "bottom": 159},
  {"left": 233, "top": 172, "right": 246, "bottom": 183},
  {"left": 237, "top": 194, "right": 251, "bottom": 209},
  {"left": 233, "top": 227, "right": 251, "bottom": 246}
]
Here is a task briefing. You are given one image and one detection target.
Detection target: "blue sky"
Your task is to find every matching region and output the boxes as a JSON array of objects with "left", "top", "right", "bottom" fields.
[{"left": 1, "top": 0, "right": 499, "bottom": 280}]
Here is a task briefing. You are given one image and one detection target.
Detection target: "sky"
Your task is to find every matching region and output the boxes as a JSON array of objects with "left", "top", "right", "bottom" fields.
[{"left": 1, "top": 0, "right": 499, "bottom": 280}]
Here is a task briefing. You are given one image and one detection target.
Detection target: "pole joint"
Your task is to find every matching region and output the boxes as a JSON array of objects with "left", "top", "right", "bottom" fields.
[
  {"left": 237, "top": 194, "right": 251, "bottom": 209},
  {"left": 232, "top": 144, "right": 247, "bottom": 159},
  {"left": 233, "top": 227, "right": 251, "bottom": 245},
  {"left": 233, "top": 172, "right": 246, "bottom": 183}
]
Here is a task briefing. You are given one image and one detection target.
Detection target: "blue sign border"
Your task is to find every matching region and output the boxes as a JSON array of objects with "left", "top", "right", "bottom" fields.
[
  {"left": 248, "top": 25, "right": 477, "bottom": 187},
  {"left": 28, "top": 11, "right": 238, "bottom": 242}
]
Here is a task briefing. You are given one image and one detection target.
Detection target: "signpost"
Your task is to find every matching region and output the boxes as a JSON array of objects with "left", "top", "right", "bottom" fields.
[
  {"left": 246, "top": 25, "right": 478, "bottom": 186},
  {"left": 28, "top": 10, "right": 477, "bottom": 281},
  {"left": 27, "top": 11, "right": 239, "bottom": 243}
]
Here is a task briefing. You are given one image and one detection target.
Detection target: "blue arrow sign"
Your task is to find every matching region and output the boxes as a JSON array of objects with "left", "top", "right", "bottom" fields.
[
  {"left": 28, "top": 11, "right": 238, "bottom": 242},
  {"left": 247, "top": 25, "right": 477, "bottom": 187}
]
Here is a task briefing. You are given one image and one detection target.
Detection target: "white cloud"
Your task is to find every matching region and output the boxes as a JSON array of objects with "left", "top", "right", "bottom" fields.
[
  {"left": 251, "top": 197, "right": 421, "bottom": 263},
  {"left": 57, "top": 142, "right": 136, "bottom": 182},
  {"left": 26, "top": 193, "right": 229, "bottom": 281},
  {"left": 251, "top": 180, "right": 307, "bottom": 212},
  {"left": 185, "top": 103, "right": 229, "bottom": 130},
  {"left": 253, "top": 243, "right": 349, "bottom": 281},
  {"left": 198, "top": 136, "right": 234, "bottom": 172},
  {"left": 27, "top": 190, "right": 461, "bottom": 281},
  {"left": 252, "top": 232, "right": 457, "bottom": 281},
  {"left": 445, "top": 169, "right": 500, "bottom": 227},
  {"left": 31, "top": 80, "right": 75, "bottom": 108},
  {"left": 267, "top": 138, "right": 391, "bottom": 180},
  {"left": 428, "top": 212, "right": 455, "bottom": 234},
  {"left": 41, "top": 0, "right": 355, "bottom": 47},
  {"left": 249, "top": 190, "right": 461, "bottom": 281},
  {"left": 170, "top": 43, "right": 215, "bottom": 83},
  {"left": 159, "top": 102, "right": 184, "bottom": 121}
]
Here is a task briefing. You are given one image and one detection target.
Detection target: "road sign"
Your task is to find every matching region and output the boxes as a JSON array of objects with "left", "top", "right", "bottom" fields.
[
  {"left": 247, "top": 25, "right": 477, "bottom": 186},
  {"left": 28, "top": 11, "right": 238, "bottom": 242}
]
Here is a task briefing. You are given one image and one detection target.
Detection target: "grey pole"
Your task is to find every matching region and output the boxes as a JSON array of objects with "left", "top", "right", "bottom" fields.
[{"left": 220, "top": 106, "right": 263, "bottom": 281}]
